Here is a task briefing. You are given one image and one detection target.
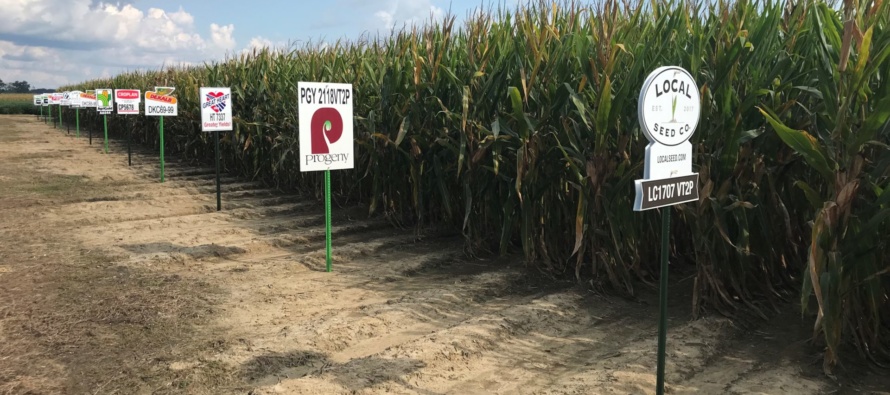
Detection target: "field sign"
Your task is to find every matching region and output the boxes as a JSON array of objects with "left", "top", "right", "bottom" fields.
[
  {"left": 97, "top": 89, "right": 113, "bottom": 114},
  {"left": 145, "top": 86, "right": 177, "bottom": 116},
  {"left": 199, "top": 87, "right": 233, "bottom": 131},
  {"left": 42, "top": 94, "right": 50, "bottom": 106},
  {"left": 60, "top": 91, "right": 70, "bottom": 106},
  {"left": 50, "top": 93, "right": 62, "bottom": 105},
  {"left": 81, "top": 91, "right": 97, "bottom": 108},
  {"left": 33, "top": 95, "right": 40, "bottom": 106},
  {"left": 68, "top": 91, "right": 83, "bottom": 108},
  {"left": 633, "top": 66, "right": 701, "bottom": 211},
  {"left": 634, "top": 66, "right": 702, "bottom": 395},
  {"left": 297, "top": 82, "right": 354, "bottom": 172},
  {"left": 115, "top": 89, "right": 140, "bottom": 115}
]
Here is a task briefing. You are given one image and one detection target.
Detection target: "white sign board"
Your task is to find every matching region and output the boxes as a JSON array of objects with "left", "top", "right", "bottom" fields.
[
  {"left": 199, "top": 87, "right": 233, "bottom": 131},
  {"left": 50, "top": 93, "right": 62, "bottom": 105},
  {"left": 33, "top": 95, "right": 40, "bottom": 106},
  {"left": 81, "top": 90, "right": 97, "bottom": 108},
  {"left": 96, "top": 89, "right": 113, "bottom": 114},
  {"left": 42, "top": 94, "right": 50, "bottom": 106},
  {"left": 115, "top": 89, "right": 140, "bottom": 115},
  {"left": 145, "top": 87, "right": 177, "bottom": 116},
  {"left": 68, "top": 91, "right": 83, "bottom": 108},
  {"left": 634, "top": 66, "right": 701, "bottom": 211},
  {"left": 60, "top": 91, "right": 70, "bottom": 106},
  {"left": 297, "top": 82, "right": 354, "bottom": 172}
]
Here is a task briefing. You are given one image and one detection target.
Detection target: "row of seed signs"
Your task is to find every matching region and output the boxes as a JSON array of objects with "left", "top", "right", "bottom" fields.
[{"left": 297, "top": 81, "right": 355, "bottom": 272}]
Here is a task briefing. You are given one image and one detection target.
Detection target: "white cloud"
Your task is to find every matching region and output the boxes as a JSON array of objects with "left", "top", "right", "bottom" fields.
[
  {"left": 0, "top": 0, "right": 237, "bottom": 88},
  {"left": 373, "top": 0, "right": 445, "bottom": 30},
  {"left": 210, "top": 23, "right": 236, "bottom": 51}
]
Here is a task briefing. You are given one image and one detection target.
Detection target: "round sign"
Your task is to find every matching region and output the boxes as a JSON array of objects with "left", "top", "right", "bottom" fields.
[{"left": 638, "top": 66, "right": 701, "bottom": 146}]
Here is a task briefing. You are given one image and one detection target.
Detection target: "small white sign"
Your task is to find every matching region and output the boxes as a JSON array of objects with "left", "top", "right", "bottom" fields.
[
  {"left": 42, "top": 94, "right": 50, "bottom": 106},
  {"left": 298, "top": 82, "right": 354, "bottom": 172},
  {"left": 199, "top": 87, "right": 233, "bottom": 131},
  {"left": 634, "top": 66, "right": 701, "bottom": 211},
  {"left": 50, "top": 93, "right": 62, "bottom": 105},
  {"left": 68, "top": 91, "right": 83, "bottom": 108},
  {"left": 115, "top": 89, "right": 141, "bottom": 115},
  {"left": 60, "top": 91, "right": 70, "bottom": 106},
  {"left": 638, "top": 67, "right": 701, "bottom": 147},
  {"left": 145, "top": 87, "right": 178, "bottom": 116},
  {"left": 33, "top": 95, "right": 40, "bottom": 106},
  {"left": 81, "top": 91, "right": 97, "bottom": 108},
  {"left": 96, "top": 89, "right": 113, "bottom": 114}
]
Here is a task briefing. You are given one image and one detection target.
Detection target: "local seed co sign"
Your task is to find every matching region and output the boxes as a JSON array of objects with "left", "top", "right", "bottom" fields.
[
  {"left": 298, "top": 82, "right": 354, "bottom": 172},
  {"left": 634, "top": 66, "right": 701, "bottom": 211}
]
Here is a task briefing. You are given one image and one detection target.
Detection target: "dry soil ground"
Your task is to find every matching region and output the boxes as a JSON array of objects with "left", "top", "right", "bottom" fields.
[{"left": 0, "top": 114, "right": 888, "bottom": 395}]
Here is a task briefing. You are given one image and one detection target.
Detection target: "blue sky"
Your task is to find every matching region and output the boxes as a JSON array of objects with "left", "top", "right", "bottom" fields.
[{"left": 0, "top": 0, "right": 520, "bottom": 89}]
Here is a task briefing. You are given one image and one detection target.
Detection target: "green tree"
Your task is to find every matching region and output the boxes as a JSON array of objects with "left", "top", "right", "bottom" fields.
[{"left": 8, "top": 80, "right": 30, "bottom": 93}]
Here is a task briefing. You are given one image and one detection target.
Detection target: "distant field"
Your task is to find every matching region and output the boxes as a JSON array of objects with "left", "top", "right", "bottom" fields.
[{"left": 0, "top": 93, "right": 39, "bottom": 115}]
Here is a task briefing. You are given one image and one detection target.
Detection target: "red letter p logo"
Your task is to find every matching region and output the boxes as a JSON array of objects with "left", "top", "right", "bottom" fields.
[{"left": 310, "top": 108, "right": 343, "bottom": 154}]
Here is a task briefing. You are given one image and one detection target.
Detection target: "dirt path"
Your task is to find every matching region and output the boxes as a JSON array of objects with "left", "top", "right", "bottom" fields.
[{"left": 0, "top": 114, "right": 887, "bottom": 395}]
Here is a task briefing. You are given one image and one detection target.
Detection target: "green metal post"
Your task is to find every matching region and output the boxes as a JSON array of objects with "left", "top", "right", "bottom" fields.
[
  {"left": 215, "top": 130, "right": 221, "bottom": 211},
  {"left": 75, "top": 108, "right": 80, "bottom": 137},
  {"left": 656, "top": 208, "right": 671, "bottom": 395},
  {"left": 325, "top": 169, "right": 332, "bottom": 272},
  {"left": 160, "top": 116, "right": 165, "bottom": 182},
  {"left": 103, "top": 114, "right": 108, "bottom": 153},
  {"left": 58, "top": 105, "right": 62, "bottom": 129}
]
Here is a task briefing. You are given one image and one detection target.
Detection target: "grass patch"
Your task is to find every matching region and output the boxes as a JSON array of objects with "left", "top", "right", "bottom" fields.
[{"left": 0, "top": 94, "right": 38, "bottom": 115}]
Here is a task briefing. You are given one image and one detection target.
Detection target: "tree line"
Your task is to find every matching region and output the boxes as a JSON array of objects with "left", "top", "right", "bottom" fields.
[{"left": 0, "top": 78, "right": 52, "bottom": 94}]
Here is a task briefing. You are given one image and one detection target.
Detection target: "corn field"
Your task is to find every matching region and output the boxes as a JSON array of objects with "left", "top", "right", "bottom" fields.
[{"left": 59, "top": 0, "right": 889, "bottom": 370}]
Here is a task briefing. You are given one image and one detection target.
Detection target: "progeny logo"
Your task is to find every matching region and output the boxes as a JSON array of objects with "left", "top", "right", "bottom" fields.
[
  {"left": 305, "top": 107, "right": 348, "bottom": 166},
  {"left": 310, "top": 108, "right": 343, "bottom": 154}
]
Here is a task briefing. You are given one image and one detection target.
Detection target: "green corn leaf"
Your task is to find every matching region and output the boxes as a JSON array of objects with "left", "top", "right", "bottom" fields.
[{"left": 759, "top": 107, "right": 835, "bottom": 180}]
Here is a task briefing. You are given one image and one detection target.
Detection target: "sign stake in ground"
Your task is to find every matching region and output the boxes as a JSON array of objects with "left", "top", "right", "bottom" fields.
[
  {"left": 49, "top": 93, "right": 61, "bottom": 128},
  {"left": 298, "top": 82, "right": 355, "bottom": 272},
  {"left": 82, "top": 91, "right": 97, "bottom": 145},
  {"left": 60, "top": 92, "right": 66, "bottom": 132},
  {"left": 97, "top": 89, "right": 113, "bottom": 154},
  {"left": 115, "top": 89, "right": 140, "bottom": 157},
  {"left": 69, "top": 91, "right": 83, "bottom": 138},
  {"left": 200, "top": 87, "right": 233, "bottom": 211},
  {"left": 42, "top": 94, "right": 50, "bottom": 124},
  {"left": 146, "top": 87, "right": 178, "bottom": 182},
  {"left": 634, "top": 66, "right": 701, "bottom": 395}
]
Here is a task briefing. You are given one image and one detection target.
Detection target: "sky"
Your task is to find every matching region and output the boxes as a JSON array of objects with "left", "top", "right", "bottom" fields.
[{"left": 0, "top": 0, "right": 521, "bottom": 89}]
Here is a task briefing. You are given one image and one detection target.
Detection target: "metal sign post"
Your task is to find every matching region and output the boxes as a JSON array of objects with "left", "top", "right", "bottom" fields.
[
  {"left": 199, "top": 87, "right": 233, "bottom": 211},
  {"left": 297, "top": 82, "right": 355, "bottom": 272},
  {"left": 633, "top": 66, "right": 701, "bottom": 395}
]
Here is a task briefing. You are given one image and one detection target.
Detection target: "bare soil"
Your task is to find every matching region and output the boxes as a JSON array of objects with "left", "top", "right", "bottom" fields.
[{"left": 0, "top": 114, "right": 887, "bottom": 395}]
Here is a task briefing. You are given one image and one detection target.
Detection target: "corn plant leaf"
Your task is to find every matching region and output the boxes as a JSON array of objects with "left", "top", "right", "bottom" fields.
[
  {"left": 759, "top": 107, "right": 834, "bottom": 180},
  {"left": 795, "top": 181, "right": 824, "bottom": 210},
  {"left": 395, "top": 116, "right": 409, "bottom": 147}
]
